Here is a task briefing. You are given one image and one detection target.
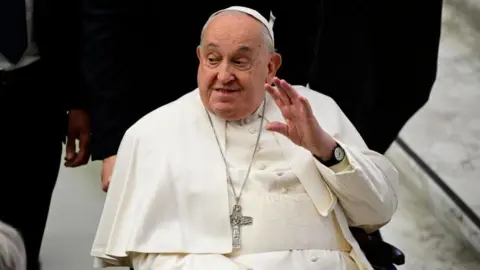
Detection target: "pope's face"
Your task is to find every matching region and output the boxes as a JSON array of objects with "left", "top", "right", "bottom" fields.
[{"left": 197, "top": 12, "right": 281, "bottom": 121}]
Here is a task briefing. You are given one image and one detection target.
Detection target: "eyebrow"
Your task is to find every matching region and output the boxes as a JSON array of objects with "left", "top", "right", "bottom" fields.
[
  {"left": 237, "top": 45, "right": 253, "bottom": 54},
  {"left": 206, "top": 43, "right": 219, "bottom": 50},
  {"left": 205, "top": 43, "right": 253, "bottom": 54}
]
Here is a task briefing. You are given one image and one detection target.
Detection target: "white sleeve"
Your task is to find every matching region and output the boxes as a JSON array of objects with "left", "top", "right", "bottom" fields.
[{"left": 314, "top": 98, "right": 399, "bottom": 232}]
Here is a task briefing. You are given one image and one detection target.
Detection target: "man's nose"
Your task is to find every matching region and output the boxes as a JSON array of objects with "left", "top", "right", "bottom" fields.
[{"left": 216, "top": 63, "right": 235, "bottom": 83}]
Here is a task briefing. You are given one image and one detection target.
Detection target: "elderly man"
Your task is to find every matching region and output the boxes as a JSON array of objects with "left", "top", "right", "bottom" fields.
[
  {"left": 0, "top": 221, "right": 26, "bottom": 270},
  {"left": 91, "top": 6, "right": 398, "bottom": 270},
  {"left": 83, "top": 0, "right": 320, "bottom": 193}
]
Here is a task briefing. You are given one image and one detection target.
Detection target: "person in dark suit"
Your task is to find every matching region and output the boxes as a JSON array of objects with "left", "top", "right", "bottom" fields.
[
  {"left": 309, "top": 0, "right": 443, "bottom": 154},
  {"left": 82, "top": 1, "right": 321, "bottom": 192},
  {"left": 0, "top": 1, "right": 91, "bottom": 269},
  {"left": 309, "top": 1, "right": 443, "bottom": 269}
]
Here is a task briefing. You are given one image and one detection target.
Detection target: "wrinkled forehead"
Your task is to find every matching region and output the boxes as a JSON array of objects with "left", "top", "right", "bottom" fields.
[{"left": 203, "top": 13, "right": 265, "bottom": 53}]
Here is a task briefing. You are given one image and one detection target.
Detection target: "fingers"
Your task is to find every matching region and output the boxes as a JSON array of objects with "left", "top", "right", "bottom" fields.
[
  {"left": 64, "top": 135, "right": 77, "bottom": 167},
  {"left": 272, "top": 77, "right": 299, "bottom": 102},
  {"left": 266, "top": 77, "right": 303, "bottom": 107},
  {"left": 101, "top": 167, "right": 112, "bottom": 192},
  {"left": 271, "top": 78, "right": 290, "bottom": 105},
  {"left": 102, "top": 156, "right": 117, "bottom": 192},
  {"left": 265, "top": 83, "right": 284, "bottom": 107},
  {"left": 102, "top": 177, "right": 111, "bottom": 192},
  {"left": 69, "top": 133, "right": 91, "bottom": 167},
  {"left": 299, "top": 96, "right": 315, "bottom": 118},
  {"left": 64, "top": 133, "right": 91, "bottom": 167},
  {"left": 266, "top": 77, "right": 312, "bottom": 117}
]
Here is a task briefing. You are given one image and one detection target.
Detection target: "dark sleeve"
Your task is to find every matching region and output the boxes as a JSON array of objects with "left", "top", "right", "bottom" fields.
[
  {"left": 82, "top": 0, "right": 145, "bottom": 160},
  {"left": 271, "top": 2, "right": 321, "bottom": 86},
  {"left": 58, "top": 0, "right": 89, "bottom": 111},
  {"left": 404, "top": 0, "right": 443, "bottom": 104},
  {"left": 362, "top": 0, "right": 443, "bottom": 153}
]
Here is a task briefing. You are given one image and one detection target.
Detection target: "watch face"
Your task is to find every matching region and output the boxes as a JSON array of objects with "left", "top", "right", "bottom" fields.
[{"left": 334, "top": 146, "right": 345, "bottom": 161}]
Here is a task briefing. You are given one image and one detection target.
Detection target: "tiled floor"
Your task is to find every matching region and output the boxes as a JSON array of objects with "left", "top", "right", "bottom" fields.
[
  {"left": 381, "top": 178, "right": 480, "bottom": 270},
  {"left": 399, "top": 1, "right": 480, "bottom": 219}
]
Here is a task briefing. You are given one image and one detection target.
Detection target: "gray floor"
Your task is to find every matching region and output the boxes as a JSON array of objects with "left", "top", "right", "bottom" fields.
[{"left": 399, "top": 0, "right": 480, "bottom": 218}]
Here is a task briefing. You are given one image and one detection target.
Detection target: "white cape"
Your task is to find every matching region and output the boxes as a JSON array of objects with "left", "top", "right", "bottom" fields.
[{"left": 91, "top": 86, "right": 399, "bottom": 270}]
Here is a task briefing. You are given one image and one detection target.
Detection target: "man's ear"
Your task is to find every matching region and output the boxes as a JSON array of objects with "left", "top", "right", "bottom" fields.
[
  {"left": 196, "top": 46, "right": 202, "bottom": 62},
  {"left": 266, "top": 53, "right": 282, "bottom": 84}
]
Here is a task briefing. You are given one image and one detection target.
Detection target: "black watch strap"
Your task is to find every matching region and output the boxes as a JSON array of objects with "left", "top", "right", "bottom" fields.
[{"left": 318, "top": 143, "right": 346, "bottom": 167}]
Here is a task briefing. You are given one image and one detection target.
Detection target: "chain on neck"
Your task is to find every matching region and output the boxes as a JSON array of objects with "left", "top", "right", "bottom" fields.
[{"left": 206, "top": 99, "right": 266, "bottom": 206}]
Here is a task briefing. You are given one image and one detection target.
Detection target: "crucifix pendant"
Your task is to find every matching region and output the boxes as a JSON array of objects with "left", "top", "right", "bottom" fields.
[{"left": 230, "top": 204, "right": 253, "bottom": 249}]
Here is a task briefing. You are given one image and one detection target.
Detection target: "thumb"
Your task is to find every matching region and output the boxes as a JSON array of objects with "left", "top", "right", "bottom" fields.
[
  {"left": 102, "top": 176, "right": 111, "bottom": 192},
  {"left": 102, "top": 157, "right": 116, "bottom": 192},
  {"left": 102, "top": 168, "right": 113, "bottom": 192},
  {"left": 65, "top": 135, "right": 77, "bottom": 161},
  {"left": 266, "top": 121, "right": 288, "bottom": 137}
]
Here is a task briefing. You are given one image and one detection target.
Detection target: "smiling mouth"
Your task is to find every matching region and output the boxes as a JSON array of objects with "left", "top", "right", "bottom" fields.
[{"left": 215, "top": 88, "right": 240, "bottom": 93}]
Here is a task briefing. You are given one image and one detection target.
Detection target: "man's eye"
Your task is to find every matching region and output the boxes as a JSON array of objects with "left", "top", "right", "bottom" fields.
[
  {"left": 233, "top": 60, "right": 250, "bottom": 68},
  {"left": 208, "top": 57, "right": 218, "bottom": 63}
]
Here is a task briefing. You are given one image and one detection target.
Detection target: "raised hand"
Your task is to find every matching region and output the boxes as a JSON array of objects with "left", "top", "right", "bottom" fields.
[{"left": 265, "top": 77, "right": 336, "bottom": 160}]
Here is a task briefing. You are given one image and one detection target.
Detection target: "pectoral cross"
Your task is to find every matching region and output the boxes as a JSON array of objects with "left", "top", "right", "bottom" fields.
[{"left": 230, "top": 204, "right": 253, "bottom": 249}]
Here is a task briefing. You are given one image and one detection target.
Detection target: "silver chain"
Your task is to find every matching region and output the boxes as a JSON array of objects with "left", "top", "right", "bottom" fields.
[{"left": 206, "top": 99, "right": 266, "bottom": 206}]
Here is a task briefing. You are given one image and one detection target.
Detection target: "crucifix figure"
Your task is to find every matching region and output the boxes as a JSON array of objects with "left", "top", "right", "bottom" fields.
[{"left": 230, "top": 204, "right": 253, "bottom": 249}]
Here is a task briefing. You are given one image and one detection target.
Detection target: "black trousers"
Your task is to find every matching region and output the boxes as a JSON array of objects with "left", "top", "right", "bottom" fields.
[{"left": 0, "top": 61, "right": 64, "bottom": 270}]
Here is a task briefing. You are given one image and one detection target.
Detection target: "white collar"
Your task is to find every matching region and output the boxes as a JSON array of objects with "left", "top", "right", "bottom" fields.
[{"left": 229, "top": 100, "right": 265, "bottom": 126}]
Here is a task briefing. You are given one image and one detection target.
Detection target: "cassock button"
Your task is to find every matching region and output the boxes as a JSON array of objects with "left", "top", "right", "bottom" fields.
[
  {"left": 248, "top": 127, "right": 256, "bottom": 134},
  {"left": 310, "top": 256, "right": 319, "bottom": 262},
  {"left": 276, "top": 172, "right": 284, "bottom": 176},
  {"left": 258, "top": 164, "right": 266, "bottom": 170},
  {"left": 281, "top": 188, "right": 288, "bottom": 194}
]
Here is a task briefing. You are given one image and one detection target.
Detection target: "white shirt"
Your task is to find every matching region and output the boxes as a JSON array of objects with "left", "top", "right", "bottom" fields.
[{"left": 0, "top": 0, "right": 40, "bottom": 71}]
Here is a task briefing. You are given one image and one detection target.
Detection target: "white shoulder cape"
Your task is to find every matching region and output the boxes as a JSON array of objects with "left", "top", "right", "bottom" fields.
[{"left": 91, "top": 86, "right": 398, "bottom": 270}]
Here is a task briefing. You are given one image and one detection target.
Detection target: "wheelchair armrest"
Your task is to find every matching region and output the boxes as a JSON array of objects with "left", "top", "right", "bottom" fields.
[
  {"left": 350, "top": 228, "right": 405, "bottom": 268},
  {"left": 370, "top": 238, "right": 405, "bottom": 266}
]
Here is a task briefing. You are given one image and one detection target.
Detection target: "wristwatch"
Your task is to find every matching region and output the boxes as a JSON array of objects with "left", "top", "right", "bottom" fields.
[{"left": 319, "top": 143, "right": 346, "bottom": 167}]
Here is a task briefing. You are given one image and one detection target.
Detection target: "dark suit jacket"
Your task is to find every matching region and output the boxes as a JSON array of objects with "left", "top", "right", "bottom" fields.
[
  {"left": 33, "top": 0, "right": 88, "bottom": 112},
  {"left": 83, "top": 1, "right": 321, "bottom": 160},
  {"left": 309, "top": 0, "right": 443, "bottom": 154}
]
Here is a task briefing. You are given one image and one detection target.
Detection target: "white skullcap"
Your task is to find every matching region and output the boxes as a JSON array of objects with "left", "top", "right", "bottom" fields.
[{"left": 209, "top": 6, "right": 274, "bottom": 43}]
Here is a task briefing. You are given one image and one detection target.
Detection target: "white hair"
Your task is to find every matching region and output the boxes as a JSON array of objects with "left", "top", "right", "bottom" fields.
[
  {"left": 0, "top": 221, "right": 26, "bottom": 270},
  {"left": 200, "top": 10, "right": 275, "bottom": 53}
]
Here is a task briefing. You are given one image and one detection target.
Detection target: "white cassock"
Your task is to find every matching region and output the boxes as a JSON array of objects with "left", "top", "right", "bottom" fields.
[{"left": 91, "top": 85, "right": 399, "bottom": 270}]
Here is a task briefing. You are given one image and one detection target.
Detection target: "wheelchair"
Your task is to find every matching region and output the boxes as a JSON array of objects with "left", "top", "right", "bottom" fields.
[{"left": 350, "top": 228, "right": 405, "bottom": 270}]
